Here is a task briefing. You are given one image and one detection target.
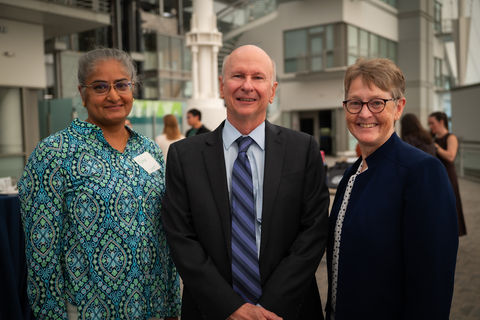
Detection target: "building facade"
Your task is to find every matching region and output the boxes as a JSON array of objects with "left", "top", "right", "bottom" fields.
[
  {"left": 0, "top": 0, "right": 110, "bottom": 178},
  {"left": 1, "top": 0, "right": 478, "bottom": 179},
  {"left": 229, "top": 0, "right": 467, "bottom": 155}
]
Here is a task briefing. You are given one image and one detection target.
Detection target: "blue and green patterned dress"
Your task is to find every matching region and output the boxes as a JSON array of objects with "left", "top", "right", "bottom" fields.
[{"left": 18, "top": 118, "right": 181, "bottom": 319}]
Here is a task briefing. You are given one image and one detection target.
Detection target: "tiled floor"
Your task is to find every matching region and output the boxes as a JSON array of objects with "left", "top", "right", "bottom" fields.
[
  {"left": 315, "top": 175, "right": 480, "bottom": 319},
  {"left": 449, "top": 178, "right": 480, "bottom": 319}
]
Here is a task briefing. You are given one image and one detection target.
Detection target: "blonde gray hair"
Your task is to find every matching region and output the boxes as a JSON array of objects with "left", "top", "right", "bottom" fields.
[{"left": 344, "top": 57, "right": 405, "bottom": 100}]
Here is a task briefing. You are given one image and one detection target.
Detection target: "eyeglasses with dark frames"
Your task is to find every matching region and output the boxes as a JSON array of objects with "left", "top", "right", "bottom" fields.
[
  {"left": 81, "top": 80, "right": 133, "bottom": 96},
  {"left": 343, "top": 98, "right": 396, "bottom": 114}
]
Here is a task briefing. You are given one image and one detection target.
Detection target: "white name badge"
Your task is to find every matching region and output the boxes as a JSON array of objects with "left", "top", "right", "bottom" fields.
[{"left": 133, "top": 152, "right": 161, "bottom": 174}]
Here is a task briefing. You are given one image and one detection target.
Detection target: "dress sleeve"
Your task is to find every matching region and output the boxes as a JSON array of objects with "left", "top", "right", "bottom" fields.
[
  {"left": 151, "top": 141, "right": 181, "bottom": 316},
  {"left": 163, "top": 224, "right": 182, "bottom": 316},
  {"left": 18, "top": 142, "right": 69, "bottom": 320},
  {"left": 402, "top": 156, "right": 458, "bottom": 319}
]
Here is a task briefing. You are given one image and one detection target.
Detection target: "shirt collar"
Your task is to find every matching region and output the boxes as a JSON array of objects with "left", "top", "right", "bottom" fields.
[
  {"left": 223, "top": 119, "right": 265, "bottom": 151},
  {"left": 72, "top": 117, "right": 139, "bottom": 142}
]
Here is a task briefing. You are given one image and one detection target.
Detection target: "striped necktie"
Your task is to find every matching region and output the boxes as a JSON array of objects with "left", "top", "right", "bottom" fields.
[{"left": 231, "top": 136, "right": 262, "bottom": 304}]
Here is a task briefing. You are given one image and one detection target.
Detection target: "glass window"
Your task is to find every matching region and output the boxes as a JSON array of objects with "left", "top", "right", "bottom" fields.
[
  {"left": 144, "top": 78, "right": 159, "bottom": 99},
  {"left": 183, "top": 44, "right": 192, "bottom": 71},
  {"left": 285, "top": 29, "right": 308, "bottom": 73},
  {"left": 144, "top": 33, "right": 158, "bottom": 70},
  {"left": 326, "top": 25, "right": 334, "bottom": 51},
  {"left": 171, "top": 80, "right": 183, "bottom": 98},
  {"left": 381, "top": 0, "right": 396, "bottom": 8},
  {"left": 359, "top": 30, "right": 369, "bottom": 58},
  {"left": 310, "top": 36, "right": 323, "bottom": 71},
  {"left": 434, "top": 1, "right": 442, "bottom": 33},
  {"left": 183, "top": 80, "right": 193, "bottom": 98},
  {"left": 0, "top": 156, "right": 25, "bottom": 181},
  {"left": 434, "top": 58, "right": 443, "bottom": 87},
  {"left": 309, "top": 26, "right": 324, "bottom": 34},
  {"left": 387, "top": 40, "right": 397, "bottom": 62},
  {"left": 0, "top": 88, "right": 23, "bottom": 154},
  {"left": 285, "top": 23, "right": 396, "bottom": 71},
  {"left": 170, "top": 37, "right": 183, "bottom": 71},
  {"left": 347, "top": 25, "right": 358, "bottom": 65},
  {"left": 158, "top": 34, "right": 170, "bottom": 69},
  {"left": 160, "top": 78, "right": 171, "bottom": 98},
  {"left": 379, "top": 37, "right": 388, "bottom": 58},
  {"left": 0, "top": 87, "right": 24, "bottom": 180},
  {"left": 141, "top": 32, "right": 192, "bottom": 100},
  {"left": 370, "top": 34, "right": 379, "bottom": 59},
  {"left": 326, "top": 25, "right": 335, "bottom": 68}
]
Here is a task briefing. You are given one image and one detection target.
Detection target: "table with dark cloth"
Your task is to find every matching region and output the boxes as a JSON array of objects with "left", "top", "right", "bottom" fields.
[{"left": 0, "top": 194, "right": 35, "bottom": 320}]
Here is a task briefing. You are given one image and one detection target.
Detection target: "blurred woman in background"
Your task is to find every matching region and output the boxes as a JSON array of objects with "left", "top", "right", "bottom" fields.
[
  {"left": 155, "top": 114, "right": 184, "bottom": 163},
  {"left": 400, "top": 113, "right": 436, "bottom": 156},
  {"left": 428, "top": 111, "right": 467, "bottom": 236}
]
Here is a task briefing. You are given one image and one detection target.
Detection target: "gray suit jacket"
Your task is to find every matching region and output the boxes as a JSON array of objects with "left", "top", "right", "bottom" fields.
[{"left": 162, "top": 120, "right": 329, "bottom": 320}]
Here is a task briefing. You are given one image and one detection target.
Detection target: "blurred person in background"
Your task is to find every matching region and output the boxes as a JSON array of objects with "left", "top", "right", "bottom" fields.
[
  {"left": 400, "top": 113, "right": 436, "bottom": 156},
  {"left": 185, "top": 108, "right": 211, "bottom": 137},
  {"left": 428, "top": 111, "right": 467, "bottom": 236},
  {"left": 18, "top": 47, "right": 181, "bottom": 320},
  {"left": 155, "top": 114, "right": 185, "bottom": 163},
  {"left": 326, "top": 57, "right": 458, "bottom": 320}
]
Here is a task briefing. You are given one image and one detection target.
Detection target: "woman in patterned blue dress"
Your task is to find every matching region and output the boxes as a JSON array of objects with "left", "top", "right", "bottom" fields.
[
  {"left": 18, "top": 48, "right": 181, "bottom": 320},
  {"left": 325, "top": 58, "right": 458, "bottom": 320}
]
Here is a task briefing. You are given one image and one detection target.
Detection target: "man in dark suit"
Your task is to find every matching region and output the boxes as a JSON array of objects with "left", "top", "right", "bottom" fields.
[
  {"left": 186, "top": 108, "right": 211, "bottom": 137},
  {"left": 162, "top": 45, "right": 329, "bottom": 320}
]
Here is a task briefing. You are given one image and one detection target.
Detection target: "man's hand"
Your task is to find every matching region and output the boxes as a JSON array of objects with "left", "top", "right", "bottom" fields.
[{"left": 228, "top": 303, "right": 283, "bottom": 320}]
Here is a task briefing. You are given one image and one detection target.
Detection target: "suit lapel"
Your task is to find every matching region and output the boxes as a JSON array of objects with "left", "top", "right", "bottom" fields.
[
  {"left": 260, "top": 121, "right": 286, "bottom": 257},
  {"left": 203, "top": 122, "right": 233, "bottom": 258}
]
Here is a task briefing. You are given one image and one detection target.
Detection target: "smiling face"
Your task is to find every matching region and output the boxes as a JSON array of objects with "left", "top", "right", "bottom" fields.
[
  {"left": 78, "top": 59, "right": 134, "bottom": 129},
  {"left": 345, "top": 76, "right": 405, "bottom": 156},
  {"left": 219, "top": 45, "right": 277, "bottom": 131}
]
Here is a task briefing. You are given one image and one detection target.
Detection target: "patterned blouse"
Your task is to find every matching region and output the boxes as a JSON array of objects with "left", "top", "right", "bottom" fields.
[{"left": 18, "top": 118, "right": 181, "bottom": 320}]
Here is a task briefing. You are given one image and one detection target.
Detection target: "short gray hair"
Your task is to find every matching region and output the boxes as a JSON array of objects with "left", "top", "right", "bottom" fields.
[
  {"left": 78, "top": 47, "right": 139, "bottom": 96},
  {"left": 344, "top": 57, "right": 405, "bottom": 100},
  {"left": 221, "top": 54, "right": 277, "bottom": 86}
]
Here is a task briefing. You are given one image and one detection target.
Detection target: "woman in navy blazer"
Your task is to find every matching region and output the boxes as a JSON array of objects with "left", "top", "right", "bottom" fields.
[{"left": 326, "top": 58, "right": 458, "bottom": 320}]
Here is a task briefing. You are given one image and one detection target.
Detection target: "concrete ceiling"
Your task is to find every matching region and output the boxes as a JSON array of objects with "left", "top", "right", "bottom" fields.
[{"left": 0, "top": 0, "right": 110, "bottom": 40}]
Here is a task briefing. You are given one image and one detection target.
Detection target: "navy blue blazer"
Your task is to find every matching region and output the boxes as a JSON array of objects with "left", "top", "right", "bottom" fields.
[{"left": 326, "top": 133, "right": 458, "bottom": 320}]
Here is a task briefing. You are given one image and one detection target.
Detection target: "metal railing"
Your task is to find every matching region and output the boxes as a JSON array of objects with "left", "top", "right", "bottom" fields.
[
  {"left": 458, "top": 140, "right": 480, "bottom": 180},
  {"left": 436, "top": 18, "right": 453, "bottom": 34},
  {"left": 216, "top": 0, "right": 278, "bottom": 35},
  {"left": 35, "top": 0, "right": 110, "bottom": 13}
]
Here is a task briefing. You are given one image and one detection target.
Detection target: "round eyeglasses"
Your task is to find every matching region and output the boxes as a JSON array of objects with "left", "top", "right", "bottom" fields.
[
  {"left": 82, "top": 80, "right": 133, "bottom": 95},
  {"left": 343, "top": 98, "right": 396, "bottom": 114}
]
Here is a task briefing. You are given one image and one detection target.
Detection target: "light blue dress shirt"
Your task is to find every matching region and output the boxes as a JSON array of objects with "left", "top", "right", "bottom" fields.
[{"left": 222, "top": 119, "right": 265, "bottom": 257}]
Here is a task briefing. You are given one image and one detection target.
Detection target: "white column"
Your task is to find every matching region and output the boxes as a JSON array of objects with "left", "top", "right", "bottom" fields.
[
  {"left": 453, "top": 0, "right": 471, "bottom": 86},
  {"left": 191, "top": 45, "right": 199, "bottom": 99},
  {"left": 185, "top": 0, "right": 225, "bottom": 132}
]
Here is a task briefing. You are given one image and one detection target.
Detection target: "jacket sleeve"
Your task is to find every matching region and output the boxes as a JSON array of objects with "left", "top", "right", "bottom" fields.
[
  {"left": 161, "top": 143, "right": 245, "bottom": 319},
  {"left": 259, "top": 135, "right": 330, "bottom": 316},
  {"left": 403, "top": 156, "right": 458, "bottom": 319}
]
